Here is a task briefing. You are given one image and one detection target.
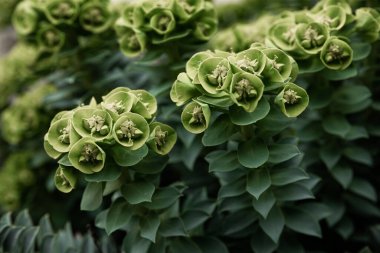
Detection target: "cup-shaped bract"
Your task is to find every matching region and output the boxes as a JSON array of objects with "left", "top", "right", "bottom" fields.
[
  {"left": 230, "top": 48, "right": 267, "bottom": 75},
  {"left": 320, "top": 36, "right": 353, "bottom": 70},
  {"left": 295, "top": 22, "right": 329, "bottom": 54},
  {"left": 314, "top": 5, "right": 346, "bottom": 31},
  {"left": 355, "top": 8, "right": 380, "bottom": 43},
  {"left": 171, "top": 72, "right": 201, "bottom": 106},
  {"left": 186, "top": 51, "right": 213, "bottom": 80},
  {"left": 172, "top": 0, "right": 204, "bottom": 22},
  {"left": 102, "top": 87, "right": 131, "bottom": 100},
  {"left": 51, "top": 111, "right": 74, "bottom": 125},
  {"left": 44, "top": 133, "right": 62, "bottom": 159},
  {"left": 112, "top": 113, "right": 150, "bottom": 150},
  {"left": 47, "top": 118, "right": 78, "bottom": 153},
  {"left": 181, "top": 101, "right": 210, "bottom": 134},
  {"left": 122, "top": 5, "right": 144, "bottom": 28},
  {"left": 54, "top": 166, "right": 77, "bottom": 193},
  {"left": 147, "top": 122, "right": 177, "bottom": 155},
  {"left": 12, "top": 1, "right": 39, "bottom": 36},
  {"left": 129, "top": 90, "right": 157, "bottom": 119},
  {"left": 275, "top": 83, "right": 309, "bottom": 117},
  {"left": 149, "top": 9, "right": 176, "bottom": 35},
  {"left": 198, "top": 57, "right": 232, "bottom": 95},
  {"left": 118, "top": 27, "right": 146, "bottom": 57},
  {"left": 142, "top": 0, "right": 171, "bottom": 15},
  {"left": 268, "top": 22, "right": 299, "bottom": 52},
  {"left": 262, "top": 48, "right": 293, "bottom": 83},
  {"left": 36, "top": 25, "right": 65, "bottom": 52},
  {"left": 101, "top": 91, "right": 135, "bottom": 120},
  {"left": 44, "top": 0, "right": 78, "bottom": 25},
  {"left": 72, "top": 108, "right": 113, "bottom": 141},
  {"left": 68, "top": 137, "right": 106, "bottom": 174},
  {"left": 79, "top": 1, "right": 113, "bottom": 33},
  {"left": 193, "top": 5, "right": 217, "bottom": 41},
  {"left": 230, "top": 72, "right": 264, "bottom": 112}
]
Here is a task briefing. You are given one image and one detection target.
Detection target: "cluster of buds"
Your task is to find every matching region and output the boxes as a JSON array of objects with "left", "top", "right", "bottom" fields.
[
  {"left": 171, "top": 44, "right": 309, "bottom": 133},
  {"left": 114, "top": 0, "right": 218, "bottom": 57},
  {"left": 44, "top": 87, "right": 176, "bottom": 193},
  {"left": 267, "top": 0, "right": 379, "bottom": 70},
  {"left": 12, "top": 0, "right": 115, "bottom": 53}
]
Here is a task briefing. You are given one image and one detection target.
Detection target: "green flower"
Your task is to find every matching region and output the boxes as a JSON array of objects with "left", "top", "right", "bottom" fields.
[
  {"left": 268, "top": 22, "right": 299, "bottom": 52},
  {"left": 275, "top": 83, "right": 309, "bottom": 117},
  {"left": 102, "top": 87, "right": 131, "bottom": 100},
  {"left": 129, "top": 90, "right": 157, "bottom": 119},
  {"left": 181, "top": 101, "right": 210, "bottom": 134},
  {"left": 47, "top": 118, "right": 79, "bottom": 153},
  {"left": 230, "top": 72, "right": 264, "bottom": 112},
  {"left": 79, "top": 1, "right": 113, "bottom": 33},
  {"left": 44, "top": 0, "right": 78, "bottom": 25},
  {"left": 112, "top": 113, "right": 150, "bottom": 150},
  {"left": 118, "top": 26, "right": 146, "bottom": 57},
  {"left": 72, "top": 108, "right": 113, "bottom": 141},
  {"left": 36, "top": 25, "right": 65, "bottom": 52},
  {"left": 314, "top": 5, "right": 346, "bottom": 31},
  {"left": 230, "top": 48, "right": 266, "bottom": 75},
  {"left": 68, "top": 137, "right": 106, "bottom": 174},
  {"left": 51, "top": 111, "right": 74, "bottom": 125},
  {"left": 262, "top": 48, "right": 293, "bottom": 83},
  {"left": 198, "top": 57, "right": 232, "bottom": 95},
  {"left": 101, "top": 90, "right": 135, "bottom": 120},
  {"left": 193, "top": 16, "right": 218, "bottom": 41},
  {"left": 186, "top": 51, "right": 213, "bottom": 80},
  {"left": 355, "top": 8, "right": 380, "bottom": 43},
  {"left": 171, "top": 72, "right": 201, "bottom": 106},
  {"left": 122, "top": 5, "right": 144, "bottom": 28},
  {"left": 142, "top": 0, "right": 171, "bottom": 15},
  {"left": 54, "top": 166, "right": 77, "bottom": 193},
  {"left": 295, "top": 22, "right": 329, "bottom": 54},
  {"left": 147, "top": 122, "right": 177, "bottom": 155},
  {"left": 172, "top": 0, "right": 204, "bottom": 22},
  {"left": 149, "top": 9, "right": 176, "bottom": 35},
  {"left": 12, "top": 1, "right": 39, "bottom": 36},
  {"left": 44, "top": 133, "right": 61, "bottom": 159},
  {"left": 320, "top": 37, "right": 353, "bottom": 70}
]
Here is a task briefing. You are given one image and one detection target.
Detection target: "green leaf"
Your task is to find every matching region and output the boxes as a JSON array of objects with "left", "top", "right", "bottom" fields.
[
  {"left": 229, "top": 98, "right": 270, "bottom": 126},
  {"left": 330, "top": 165, "right": 353, "bottom": 189},
  {"left": 274, "top": 184, "right": 314, "bottom": 201},
  {"left": 111, "top": 144, "right": 149, "bottom": 167},
  {"left": 322, "top": 114, "right": 351, "bottom": 138},
  {"left": 335, "top": 216, "right": 354, "bottom": 239},
  {"left": 343, "top": 146, "right": 373, "bottom": 166},
  {"left": 206, "top": 150, "right": 240, "bottom": 172},
  {"left": 131, "top": 151, "right": 169, "bottom": 174},
  {"left": 346, "top": 126, "right": 369, "bottom": 140},
  {"left": 143, "top": 187, "right": 182, "bottom": 210},
  {"left": 252, "top": 190, "right": 276, "bottom": 219},
  {"left": 196, "top": 95, "right": 234, "bottom": 108},
  {"left": 319, "top": 144, "right": 341, "bottom": 169},
  {"left": 15, "top": 210, "right": 33, "bottom": 226},
  {"left": 259, "top": 206, "right": 285, "bottom": 244},
  {"left": 202, "top": 115, "right": 236, "bottom": 146},
  {"left": 140, "top": 214, "right": 160, "bottom": 243},
  {"left": 268, "top": 144, "right": 300, "bottom": 164},
  {"left": 238, "top": 139, "right": 269, "bottom": 169},
  {"left": 352, "top": 42, "right": 371, "bottom": 61},
  {"left": 194, "top": 237, "right": 229, "bottom": 253},
  {"left": 182, "top": 211, "right": 210, "bottom": 231},
  {"left": 322, "top": 65, "right": 358, "bottom": 81},
  {"left": 170, "top": 238, "right": 201, "bottom": 253},
  {"left": 105, "top": 199, "right": 132, "bottom": 235},
  {"left": 19, "top": 227, "right": 39, "bottom": 253},
  {"left": 218, "top": 178, "right": 246, "bottom": 199},
  {"left": 159, "top": 218, "right": 187, "bottom": 237},
  {"left": 85, "top": 163, "right": 122, "bottom": 182},
  {"left": 223, "top": 209, "right": 257, "bottom": 235},
  {"left": 299, "top": 203, "right": 332, "bottom": 221},
  {"left": 129, "top": 237, "right": 151, "bottom": 253},
  {"left": 250, "top": 230, "right": 277, "bottom": 253},
  {"left": 122, "top": 181, "right": 155, "bottom": 204},
  {"left": 348, "top": 178, "right": 377, "bottom": 202},
  {"left": 246, "top": 168, "right": 271, "bottom": 199},
  {"left": 270, "top": 167, "right": 309, "bottom": 186},
  {"left": 283, "top": 207, "right": 321, "bottom": 238},
  {"left": 80, "top": 182, "right": 103, "bottom": 211},
  {"left": 58, "top": 154, "right": 72, "bottom": 167}
]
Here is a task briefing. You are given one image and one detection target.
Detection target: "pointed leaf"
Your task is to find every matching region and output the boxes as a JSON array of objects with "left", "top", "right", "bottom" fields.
[
  {"left": 238, "top": 139, "right": 269, "bottom": 169},
  {"left": 246, "top": 168, "right": 271, "bottom": 199}
]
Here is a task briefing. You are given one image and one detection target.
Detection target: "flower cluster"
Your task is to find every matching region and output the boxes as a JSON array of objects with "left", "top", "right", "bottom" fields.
[
  {"left": 12, "top": 0, "right": 115, "bottom": 53},
  {"left": 171, "top": 44, "right": 309, "bottom": 133},
  {"left": 114, "top": 0, "right": 218, "bottom": 57},
  {"left": 267, "top": 0, "right": 380, "bottom": 70},
  {"left": 44, "top": 87, "right": 177, "bottom": 193}
]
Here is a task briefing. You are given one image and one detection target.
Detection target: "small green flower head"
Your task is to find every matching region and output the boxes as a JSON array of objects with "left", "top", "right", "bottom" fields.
[
  {"left": 150, "top": 9, "right": 176, "bottom": 35},
  {"left": 230, "top": 48, "right": 266, "bottom": 75},
  {"left": 101, "top": 91, "right": 135, "bottom": 120},
  {"left": 142, "top": 0, "right": 171, "bottom": 15},
  {"left": 268, "top": 22, "right": 299, "bottom": 52},
  {"left": 118, "top": 27, "right": 146, "bottom": 57},
  {"left": 47, "top": 118, "right": 78, "bottom": 153},
  {"left": 181, "top": 101, "right": 210, "bottom": 134},
  {"left": 295, "top": 22, "right": 329, "bottom": 54},
  {"left": 54, "top": 166, "right": 77, "bottom": 193},
  {"left": 68, "top": 137, "right": 106, "bottom": 174},
  {"left": 186, "top": 51, "right": 213, "bottom": 80},
  {"left": 230, "top": 72, "right": 264, "bottom": 112},
  {"left": 262, "top": 48, "right": 292, "bottom": 83},
  {"left": 113, "top": 113, "right": 150, "bottom": 150},
  {"left": 198, "top": 57, "right": 232, "bottom": 94},
  {"left": 79, "top": 1, "right": 113, "bottom": 33},
  {"left": 355, "top": 8, "right": 380, "bottom": 42},
  {"left": 44, "top": 0, "right": 78, "bottom": 25},
  {"left": 12, "top": 1, "right": 39, "bottom": 36},
  {"left": 193, "top": 16, "right": 218, "bottom": 41},
  {"left": 320, "top": 37, "right": 353, "bottom": 70},
  {"left": 102, "top": 87, "right": 131, "bottom": 100},
  {"left": 275, "top": 83, "right": 309, "bottom": 117},
  {"left": 122, "top": 5, "right": 144, "bottom": 28},
  {"left": 72, "top": 108, "right": 113, "bottom": 141},
  {"left": 148, "top": 122, "right": 177, "bottom": 155},
  {"left": 51, "top": 111, "right": 74, "bottom": 125},
  {"left": 171, "top": 72, "right": 200, "bottom": 106},
  {"left": 129, "top": 90, "right": 158, "bottom": 119},
  {"left": 315, "top": 5, "right": 346, "bottom": 30},
  {"left": 44, "top": 134, "right": 62, "bottom": 159},
  {"left": 172, "top": 0, "right": 204, "bottom": 21},
  {"left": 37, "top": 25, "right": 65, "bottom": 52}
]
